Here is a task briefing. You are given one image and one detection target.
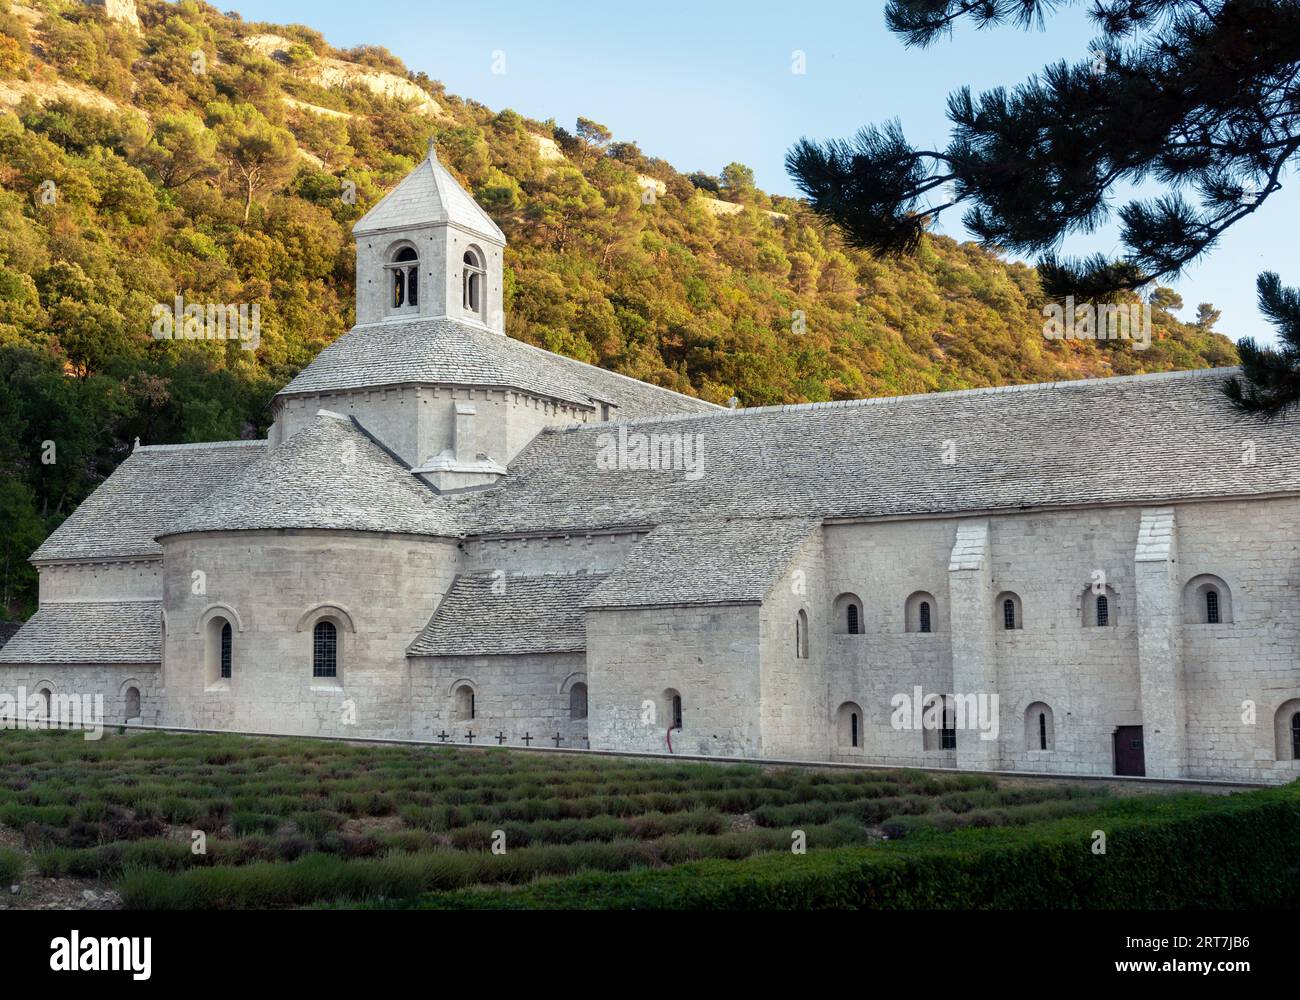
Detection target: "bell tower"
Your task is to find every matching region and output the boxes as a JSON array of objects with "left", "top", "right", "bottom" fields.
[{"left": 352, "top": 143, "right": 506, "bottom": 332}]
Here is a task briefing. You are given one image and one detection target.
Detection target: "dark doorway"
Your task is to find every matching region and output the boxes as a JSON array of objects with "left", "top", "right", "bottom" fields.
[{"left": 1113, "top": 726, "right": 1145, "bottom": 776}]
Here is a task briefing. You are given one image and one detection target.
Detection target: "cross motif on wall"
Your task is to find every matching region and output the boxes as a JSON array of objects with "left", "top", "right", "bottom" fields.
[
  {"left": 552, "top": 731, "right": 564, "bottom": 747},
  {"left": 520, "top": 732, "right": 533, "bottom": 746},
  {"left": 436, "top": 731, "right": 449, "bottom": 743}
]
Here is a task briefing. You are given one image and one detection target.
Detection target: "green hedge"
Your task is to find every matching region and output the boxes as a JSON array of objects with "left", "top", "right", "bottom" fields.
[{"left": 411, "top": 783, "right": 1300, "bottom": 910}]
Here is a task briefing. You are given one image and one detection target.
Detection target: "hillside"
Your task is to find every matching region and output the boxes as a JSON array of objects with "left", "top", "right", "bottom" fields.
[{"left": 0, "top": 0, "right": 1238, "bottom": 614}]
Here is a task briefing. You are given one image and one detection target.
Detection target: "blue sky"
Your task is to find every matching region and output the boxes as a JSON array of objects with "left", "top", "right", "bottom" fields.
[{"left": 231, "top": 0, "right": 1293, "bottom": 345}]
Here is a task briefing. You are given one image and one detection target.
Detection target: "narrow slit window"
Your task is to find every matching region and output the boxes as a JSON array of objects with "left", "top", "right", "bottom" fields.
[
  {"left": 220, "top": 621, "right": 232, "bottom": 679},
  {"left": 919, "top": 601, "right": 932, "bottom": 634},
  {"left": 940, "top": 702, "right": 956, "bottom": 750},
  {"left": 1205, "top": 588, "right": 1220, "bottom": 624},
  {"left": 1096, "top": 594, "right": 1109, "bottom": 627},
  {"left": 1003, "top": 598, "right": 1016, "bottom": 630},
  {"left": 1039, "top": 712, "right": 1048, "bottom": 750},
  {"left": 847, "top": 604, "right": 859, "bottom": 635}
]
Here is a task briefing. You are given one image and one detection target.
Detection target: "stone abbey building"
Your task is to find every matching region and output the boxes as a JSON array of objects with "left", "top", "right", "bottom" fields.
[{"left": 4, "top": 147, "right": 1299, "bottom": 784}]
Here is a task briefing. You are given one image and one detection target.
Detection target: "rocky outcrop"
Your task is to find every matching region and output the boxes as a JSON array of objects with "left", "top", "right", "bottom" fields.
[
  {"left": 244, "top": 34, "right": 445, "bottom": 118},
  {"left": 84, "top": 0, "right": 139, "bottom": 30}
]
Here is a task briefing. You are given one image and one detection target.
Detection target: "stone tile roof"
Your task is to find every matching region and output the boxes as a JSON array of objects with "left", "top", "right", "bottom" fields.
[
  {"left": 31, "top": 441, "right": 267, "bottom": 562},
  {"left": 276, "top": 317, "right": 721, "bottom": 420},
  {"left": 408, "top": 571, "right": 608, "bottom": 656},
  {"left": 0, "top": 622, "right": 21, "bottom": 649},
  {"left": 0, "top": 602, "right": 161, "bottom": 664},
  {"left": 353, "top": 147, "right": 506, "bottom": 242},
  {"left": 160, "top": 411, "right": 468, "bottom": 539},
  {"left": 583, "top": 519, "right": 816, "bottom": 609},
  {"left": 467, "top": 367, "right": 1300, "bottom": 534}
]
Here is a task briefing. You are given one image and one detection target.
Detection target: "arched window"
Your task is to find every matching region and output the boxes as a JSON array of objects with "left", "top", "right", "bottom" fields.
[
  {"left": 463, "top": 247, "right": 485, "bottom": 318},
  {"left": 312, "top": 620, "right": 337, "bottom": 678},
  {"left": 997, "top": 591, "right": 1023, "bottom": 631},
  {"left": 454, "top": 684, "right": 475, "bottom": 721},
  {"left": 1274, "top": 700, "right": 1300, "bottom": 760},
  {"left": 832, "top": 593, "right": 863, "bottom": 635},
  {"left": 569, "top": 682, "right": 588, "bottom": 720},
  {"left": 1082, "top": 584, "right": 1119, "bottom": 627},
  {"left": 836, "top": 702, "right": 863, "bottom": 750},
  {"left": 220, "top": 621, "right": 232, "bottom": 679},
  {"left": 905, "top": 591, "right": 939, "bottom": 633},
  {"left": 124, "top": 686, "right": 141, "bottom": 721},
  {"left": 664, "top": 688, "right": 683, "bottom": 730},
  {"left": 1025, "top": 702, "right": 1055, "bottom": 751},
  {"left": 795, "top": 609, "right": 810, "bottom": 658},
  {"left": 1182, "top": 574, "right": 1233, "bottom": 624},
  {"left": 203, "top": 613, "right": 236, "bottom": 686},
  {"left": 386, "top": 245, "right": 419, "bottom": 311},
  {"left": 923, "top": 695, "right": 956, "bottom": 751}
]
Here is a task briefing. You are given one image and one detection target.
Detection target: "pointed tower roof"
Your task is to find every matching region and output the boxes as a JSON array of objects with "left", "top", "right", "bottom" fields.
[{"left": 352, "top": 143, "right": 505, "bottom": 242}]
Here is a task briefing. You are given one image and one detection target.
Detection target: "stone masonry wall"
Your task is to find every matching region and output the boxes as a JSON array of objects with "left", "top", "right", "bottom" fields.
[
  {"left": 38, "top": 559, "right": 162, "bottom": 603},
  {"left": 0, "top": 663, "right": 159, "bottom": 727},
  {"left": 410, "top": 652, "right": 587, "bottom": 748},
  {"left": 586, "top": 604, "right": 762, "bottom": 756},
  {"left": 160, "top": 530, "right": 458, "bottom": 739},
  {"left": 758, "top": 529, "right": 829, "bottom": 759}
]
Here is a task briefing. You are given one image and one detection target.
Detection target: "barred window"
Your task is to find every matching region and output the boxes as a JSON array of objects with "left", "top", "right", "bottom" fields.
[
  {"left": 671, "top": 693, "right": 683, "bottom": 730},
  {"left": 220, "top": 621, "right": 232, "bottom": 679},
  {"left": 1206, "top": 588, "right": 1220, "bottom": 624},
  {"left": 1096, "top": 594, "right": 1109, "bottom": 627},
  {"left": 313, "top": 620, "right": 337, "bottom": 678},
  {"left": 1292, "top": 713, "right": 1300, "bottom": 760},
  {"left": 1039, "top": 712, "right": 1048, "bottom": 750},
  {"left": 919, "top": 601, "right": 932, "bottom": 634},
  {"left": 1003, "top": 598, "right": 1016, "bottom": 630},
  {"left": 940, "top": 706, "right": 956, "bottom": 750},
  {"left": 846, "top": 603, "right": 859, "bottom": 635}
]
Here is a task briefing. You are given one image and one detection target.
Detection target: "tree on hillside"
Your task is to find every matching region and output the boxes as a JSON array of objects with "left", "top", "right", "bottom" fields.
[
  {"left": 1195, "top": 303, "right": 1223, "bottom": 333},
  {"left": 786, "top": 0, "right": 1300, "bottom": 410},
  {"left": 210, "top": 103, "right": 299, "bottom": 223},
  {"left": 721, "top": 162, "right": 756, "bottom": 202}
]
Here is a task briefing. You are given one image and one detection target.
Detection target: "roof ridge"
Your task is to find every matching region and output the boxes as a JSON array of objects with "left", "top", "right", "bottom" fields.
[
  {"left": 136, "top": 440, "right": 267, "bottom": 452},
  {"left": 546, "top": 366, "right": 1239, "bottom": 433}
]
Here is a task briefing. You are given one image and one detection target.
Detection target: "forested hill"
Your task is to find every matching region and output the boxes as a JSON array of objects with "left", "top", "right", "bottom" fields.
[{"left": 0, "top": 0, "right": 1237, "bottom": 614}]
